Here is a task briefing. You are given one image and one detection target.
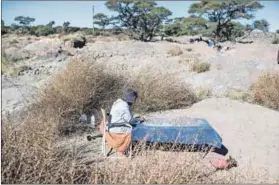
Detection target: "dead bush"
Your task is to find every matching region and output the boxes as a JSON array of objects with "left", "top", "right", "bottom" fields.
[
  {"left": 190, "top": 61, "right": 211, "bottom": 73},
  {"left": 251, "top": 71, "right": 279, "bottom": 110},
  {"left": 167, "top": 45, "right": 183, "bottom": 56},
  {"left": 128, "top": 71, "right": 197, "bottom": 112},
  {"left": 271, "top": 37, "right": 279, "bottom": 44},
  {"left": 1, "top": 59, "right": 125, "bottom": 183},
  {"left": 226, "top": 88, "right": 251, "bottom": 102}
]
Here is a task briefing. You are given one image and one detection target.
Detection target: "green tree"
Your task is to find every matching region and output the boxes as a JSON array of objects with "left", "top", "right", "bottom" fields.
[
  {"left": 47, "top": 21, "right": 55, "bottom": 28},
  {"left": 253, "top": 19, "right": 269, "bottom": 32},
  {"left": 93, "top": 13, "right": 110, "bottom": 32},
  {"left": 163, "top": 18, "right": 184, "bottom": 36},
  {"left": 10, "top": 23, "right": 21, "bottom": 31},
  {"left": 14, "top": 16, "right": 35, "bottom": 34},
  {"left": 63, "top": 21, "right": 70, "bottom": 33},
  {"left": 54, "top": 26, "right": 63, "bottom": 34},
  {"left": 1, "top": 19, "right": 7, "bottom": 34},
  {"left": 14, "top": 16, "right": 35, "bottom": 26},
  {"left": 180, "top": 16, "right": 208, "bottom": 36},
  {"left": 106, "top": 0, "right": 172, "bottom": 42},
  {"left": 35, "top": 25, "right": 54, "bottom": 36},
  {"left": 188, "top": 0, "right": 264, "bottom": 42},
  {"left": 276, "top": 30, "right": 279, "bottom": 34}
]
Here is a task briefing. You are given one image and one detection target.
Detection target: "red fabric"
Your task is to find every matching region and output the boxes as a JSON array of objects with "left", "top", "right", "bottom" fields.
[
  {"left": 210, "top": 159, "right": 230, "bottom": 170},
  {"left": 98, "top": 119, "right": 131, "bottom": 154}
]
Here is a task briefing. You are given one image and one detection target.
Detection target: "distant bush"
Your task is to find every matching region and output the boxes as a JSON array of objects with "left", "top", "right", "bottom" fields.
[
  {"left": 1, "top": 56, "right": 7, "bottom": 74},
  {"left": 167, "top": 46, "right": 183, "bottom": 56},
  {"left": 190, "top": 61, "right": 210, "bottom": 73},
  {"left": 8, "top": 37, "right": 19, "bottom": 44},
  {"left": 226, "top": 88, "right": 251, "bottom": 102},
  {"left": 35, "top": 26, "right": 54, "bottom": 36},
  {"left": 251, "top": 71, "right": 279, "bottom": 110},
  {"left": 271, "top": 37, "right": 279, "bottom": 44},
  {"left": 195, "top": 86, "right": 212, "bottom": 100}
]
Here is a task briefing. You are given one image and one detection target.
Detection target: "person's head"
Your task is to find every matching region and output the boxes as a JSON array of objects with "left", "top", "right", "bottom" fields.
[{"left": 123, "top": 88, "right": 138, "bottom": 106}]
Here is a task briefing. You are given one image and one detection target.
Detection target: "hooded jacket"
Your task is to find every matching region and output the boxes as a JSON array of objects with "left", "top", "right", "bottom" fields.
[{"left": 108, "top": 99, "right": 141, "bottom": 134}]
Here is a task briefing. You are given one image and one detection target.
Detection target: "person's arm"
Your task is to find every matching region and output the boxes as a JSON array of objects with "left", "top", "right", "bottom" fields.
[{"left": 130, "top": 117, "right": 143, "bottom": 126}]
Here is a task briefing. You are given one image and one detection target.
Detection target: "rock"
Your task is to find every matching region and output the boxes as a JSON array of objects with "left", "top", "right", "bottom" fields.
[
  {"left": 5, "top": 47, "right": 31, "bottom": 62},
  {"left": 71, "top": 35, "right": 86, "bottom": 48},
  {"left": 34, "top": 69, "right": 40, "bottom": 75},
  {"left": 90, "top": 114, "right": 96, "bottom": 128},
  {"left": 79, "top": 114, "right": 88, "bottom": 122}
]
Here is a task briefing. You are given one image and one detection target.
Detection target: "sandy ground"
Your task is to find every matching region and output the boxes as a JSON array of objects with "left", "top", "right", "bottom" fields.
[
  {"left": 2, "top": 35, "right": 279, "bottom": 113},
  {"left": 1, "top": 34, "right": 279, "bottom": 182},
  {"left": 147, "top": 98, "right": 279, "bottom": 180}
]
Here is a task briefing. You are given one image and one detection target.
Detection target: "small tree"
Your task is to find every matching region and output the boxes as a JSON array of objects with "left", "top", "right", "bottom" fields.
[
  {"left": 54, "top": 26, "right": 63, "bottom": 34},
  {"left": 1, "top": 19, "right": 7, "bottom": 34},
  {"left": 63, "top": 21, "right": 70, "bottom": 33},
  {"left": 188, "top": 0, "right": 264, "bottom": 42},
  {"left": 276, "top": 30, "right": 279, "bottom": 34},
  {"left": 253, "top": 19, "right": 269, "bottom": 32},
  {"left": 47, "top": 21, "right": 55, "bottom": 28},
  {"left": 93, "top": 13, "right": 110, "bottom": 33},
  {"left": 14, "top": 16, "right": 35, "bottom": 33},
  {"left": 35, "top": 25, "right": 54, "bottom": 36},
  {"left": 181, "top": 16, "right": 208, "bottom": 36},
  {"left": 10, "top": 23, "right": 21, "bottom": 31},
  {"left": 106, "top": 0, "right": 172, "bottom": 42},
  {"left": 163, "top": 18, "right": 184, "bottom": 36}
]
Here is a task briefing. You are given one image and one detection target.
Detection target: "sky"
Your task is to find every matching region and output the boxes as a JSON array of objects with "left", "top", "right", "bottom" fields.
[{"left": 1, "top": 1, "right": 279, "bottom": 32}]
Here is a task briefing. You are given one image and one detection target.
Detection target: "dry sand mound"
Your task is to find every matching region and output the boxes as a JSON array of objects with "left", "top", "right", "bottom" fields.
[{"left": 147, "top": 98, "right": 279, "bottom": 180}]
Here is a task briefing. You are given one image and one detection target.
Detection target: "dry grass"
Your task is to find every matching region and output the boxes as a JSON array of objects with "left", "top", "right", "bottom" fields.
[
  {"left": 226, "top": 88, "right": 251, "bottom": 102},
  {"left": 1, "top": 59, "right": 201, "bottom": 183},
  {"left": 129, "top": 70, "right": 197, "bottom": 113},
  {"left": 195, "top": 86, "right": 212, "bottom": 101},
  {"left": 271, "top": 37, "right": 279, "bottom": 44},
  {"left": 167, "top": 45, "right": 183, "bottom": 56},
  {"left": 1, "top": 56, "right": 7, "bottom": 74},
  {"left": 250, "top": 71, "right": 279, "bottom": 110},
  {"left": 8, "top": 35, "right": 19, "bottom": 44},
  {"left": 190, "top": 61, "right": 211, "bottom": 73},
  {"left": 179, "top": 54, "right": 199, "bottom": 64}
]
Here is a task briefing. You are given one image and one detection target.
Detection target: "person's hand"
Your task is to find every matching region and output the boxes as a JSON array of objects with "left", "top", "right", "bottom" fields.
[{"left": 140, "top": 116, "right": 145, "bottom": 122}]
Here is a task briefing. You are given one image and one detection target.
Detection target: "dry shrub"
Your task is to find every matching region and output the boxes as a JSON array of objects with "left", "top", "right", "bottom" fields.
[
  {"left": 271, "top": 37, "right": 279, "bottom": 44},
  {"left": 2, "top": 58, "right": 201, "bottom": 183},
  {"left": 40, "top": 59, "right": 125, "bottom": 135},
  {"left": 179, "top": 53, "right": 199, "bottom": 64},
  {"left": 1, "top": 56, "right": 7, "bottom": 74},
  {"left": 129, "top": 71, "right": 197, "bottom": 112},
  {"left": 190, "top": 61, "right": 211, "bottom": 73},
  {"left": 94, "top": 144, "right": 270, "bottom": 184},
  {"left": 251, "top": 71, "right": 279, "bottom": 110},
  {"left": 1, "top": 59, "right": 125, "bottom": 183},
  {"left": 195, "top": 86, "right": 212, "bottom": 101},
  {"left": 226, "top": 88, "right": 251, "bottom": 102},
  {"left": 186, "top": 48, "right": 193, "bottom": 52},
  {"left": 167, "top": 45, "right": 183, "bottom": 56}
]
